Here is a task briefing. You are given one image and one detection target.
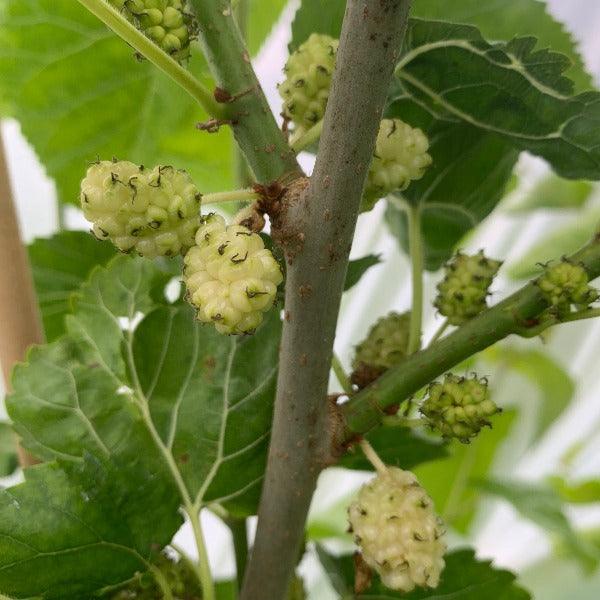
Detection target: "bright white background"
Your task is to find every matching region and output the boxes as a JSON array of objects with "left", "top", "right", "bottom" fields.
[{"left": 2, "top": 1, "right": 600, "bottom": 597}]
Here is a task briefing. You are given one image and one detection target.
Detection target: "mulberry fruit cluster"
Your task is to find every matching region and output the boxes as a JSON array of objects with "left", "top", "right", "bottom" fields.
[
  {"left": 278, "top": 33, "right": 338, "bottom": 136},
  {"left": 81, "top": 160, "right": 200, "bottom": 258},
  {"left": 434, "top": 251, "right": 502, "bottom": 325},
  {"left": 348, "top": 467, "right": 446, "bottom": 592},
  {"left": 537, "top": 259, "right": 598, "bottom": 314},
  {"left": 363, "top": 119, "right": 432, "bottom": 210},
  {"left": 420, "top": 374, "right": 500, "bottom": 442},
  {"left": 352, "top": 312, "right": 410, "bottom": 387},
  {"left": 183, "top": 214, "right": 283, "bottom": 334},
  {"left": 110, "top": 552, "right": 201, "bottom": 599},
  {"left": 109, "top": 0, "right": 197, "bottom": 62}
]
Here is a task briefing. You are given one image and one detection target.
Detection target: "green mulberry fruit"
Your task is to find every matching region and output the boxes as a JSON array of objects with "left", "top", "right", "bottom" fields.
[
  {"left": 434, "top": 250, "right": 502, "bottom": 325},
  {"left": 537, "top": 258, "right": 598, "bottom": 314},
  {"left": 183, "top": 213, "right": 283, "bottom": 335},
  {"left": 420, "top": 374, "right": 500, "bottom": 442},
  {"left": 278, "top": 33, "right": 338, "bottom": 136},
  {"left": 362, "top": 119, "right": 432, "bottom": 210},
  {"left": 81, "top": 160, "right": 200, "bottom": 258},
  {"left": 348, "top": 467, "right": 446, "bottom": 592},
  {"left": 110, "top": 552, "right": 201, "bottom": 599},
  {"left": 109, "top": 0, "right": 197, "bottom": 62},
  {"left": 351, "top": 312, "right": 410, "bottom": 387}
]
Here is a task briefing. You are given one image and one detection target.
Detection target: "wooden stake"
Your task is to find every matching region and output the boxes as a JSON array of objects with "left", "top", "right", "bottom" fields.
[{"left": 0, "top": 130, "right": 44, "bottom": 467}]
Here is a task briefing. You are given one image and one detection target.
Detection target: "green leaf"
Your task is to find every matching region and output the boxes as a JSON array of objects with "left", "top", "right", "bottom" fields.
[
  {"left": 12, "top": 255, "right": 281, "bottom": 513},
  {"left": 340, "top": 426, "right": 447, "bottom": 472},
  {"left": 0, "top": 423, "right": 18, "bottom": 478},
  {"left": 393, "top": 20, "right": 600, "bottom": 181},
  {"left": 414, "top": 409, "right": 516, "bottom": 533},
  {"left": 507, "top": 206, "right": 600, "bottom": 279},
  {"left": 316, "top": 546, "right": 531, "bottom": 599},
  {"left": 477, "top": 478, "right": 599, "bottom": 571},
  {"left": 548, "top": 475, "right": 600, "bottom": 504},
  {"left": 28, "top": 231, "right": 117, "bottom": 341},
  {"left": 291, "top": 0, "right": 592, "bottom": 92},
  {"left": 483, "top": 346, "right": 575, "bottom": 442},
  {"left": 0, "top": 1, "right": 233, "bottom": 205},
  {"left": 507, "top": 174, "right": 594, "bottom": 213},
  {"left": 344, "top": 255, "right": 382, "bottom": 292},
  {"left": 411, "top": 0, "right": 593, "bottom": 93},
  {"left": 247, "top": 0, "right": 288, "bottom": 56},
  {"left": 132, "top": 304, "right": 281, "bottom": 514},
  {"left": 0, "top": 460, "right": 181, "bottom": 600},
  {"left": 384, "top": 123, "right": 517, "bottom": 270}
]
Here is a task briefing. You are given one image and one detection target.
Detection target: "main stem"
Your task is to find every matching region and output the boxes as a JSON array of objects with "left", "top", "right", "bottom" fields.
[
  {"left": 241, "top": 3, "right": 412, "bottom": 599},
  {"left": 407, "top": 202, "right": 424, "bottom": 354}
]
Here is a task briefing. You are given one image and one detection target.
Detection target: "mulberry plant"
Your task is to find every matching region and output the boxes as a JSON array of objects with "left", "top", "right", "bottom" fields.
[{"left": 2, "top": 1, "right": 600, "bottom": 600}]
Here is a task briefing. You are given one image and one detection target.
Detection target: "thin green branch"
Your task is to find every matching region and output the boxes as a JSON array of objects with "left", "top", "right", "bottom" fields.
[
  {"left": 226, "top": 516, "right": 249, "bottom": 592},
  {"left": 341, "top": 234, "right": 600, "bottom": 438},
  {"left": 407, "top": 202, "right": 424, "bottom": 354},
  {"left": 290, "top": 120, "right": 324, "bottom": 153},
  {"left": 76, "top": 0, "right": 223, "bottom": 117},
  {"left": 189, "top": 0, "right": 301, "bottom": 183},
  {"left": 149, "top": 564, "right": 175, "bottom": 600},
  {"left": 187, "top": 508, "right": 216, "bottom": 600},
  {"left": 428, "top": 320, "right": 449, "bottom": 346},
  {"left": 332, "top": 353, "right": 353, "bottom": 395},
  {"left": 515, "top": 306, "right": 600, "bottom": 337},
  {"left": 203, "top": 189, "right": 258, "bottom": 205}
]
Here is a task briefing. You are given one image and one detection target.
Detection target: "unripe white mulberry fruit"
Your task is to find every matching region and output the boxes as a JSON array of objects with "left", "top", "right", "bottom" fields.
[
  {"left": 278, "top": 34, "right": 338, "bottom": 136},
  {"left": 363, "top": 119, "right": 432, "bottom": 210},
  {"left": 183, "top": 214, "right": 283, "bottom": 335},
  {"left": 434, "top": 250, "right": 502, "bottom": 325},
  {"left": 109, "top": 0, "right": 197, "bottom": 62},
  {"left": 81, "top": 160, "right": 200, "bottom": 258},
  {"left": 420, "top": 374, "right": 501, "bottom": 442},
  {"left": 537, "top": 258, "right": 598, "bottom": 314},
  {"left": 348, "top": 467, "right": 446, "bottom": 592}
]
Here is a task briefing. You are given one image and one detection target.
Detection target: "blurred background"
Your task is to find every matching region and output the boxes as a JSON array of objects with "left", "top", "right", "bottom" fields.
[{"left": 2, "top": 1, "right": 600, "bottom": 598}]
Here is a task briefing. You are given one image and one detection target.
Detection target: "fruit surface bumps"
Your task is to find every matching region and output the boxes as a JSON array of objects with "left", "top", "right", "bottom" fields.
[
  {"left": 81, "top": 160, "right": 200, "bottom": 258},
  {"left": 278, "top": 34, "right": 338, "bottom": 135},
  {"left": 538, "top": 258, "right": 598, "bottom": 314},
  {"left": 363, "top": 119, "right": 432, "bottom": 210},
  {"left": 353, "top": 311, "right": 411, "bottom": 372},
  {"left": 348, "top": 467, "right": 446, "bottom": 592},
  {"left": 420, "top": 374, "right": 500, "bottom": 442},
  {"left": 109, "top": 0, "right": 196, "bottom": 62},
  {"left": 434, "top": 250, "right": 502, "bottom": 325},
  {"left": 184, "top": 213, "right": 283, "bottom": 335}
]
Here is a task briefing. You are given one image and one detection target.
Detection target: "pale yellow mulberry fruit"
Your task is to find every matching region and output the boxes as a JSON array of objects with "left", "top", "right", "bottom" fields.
[
  {"left": 348, "top": 467, "right": 446, "bottom": 592},
  {"left": 183, "top": 214, "right": 283, "bottom": 335},
  {"left": 81, "top": 160, "right": 200, "bottom": 258},
  {"left": 363, "top": 119, "right": 432, "bottom": 210}
]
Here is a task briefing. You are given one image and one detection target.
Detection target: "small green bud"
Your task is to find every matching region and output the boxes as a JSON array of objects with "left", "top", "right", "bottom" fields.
[
  {"left": 420, "top": 374, "right": 500, "bottom": 443},
  {"left": 538, "top": 258, "right": 598, "bottom": 313},
  {"left": 434, "top": 250, "right": 502, "bottom": 325},
  {"left": 278, "top": 34, "right": 338, "bottom": 136},
  {"left": 109, "top": 0, "right": 197, "bottom": 62}
]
